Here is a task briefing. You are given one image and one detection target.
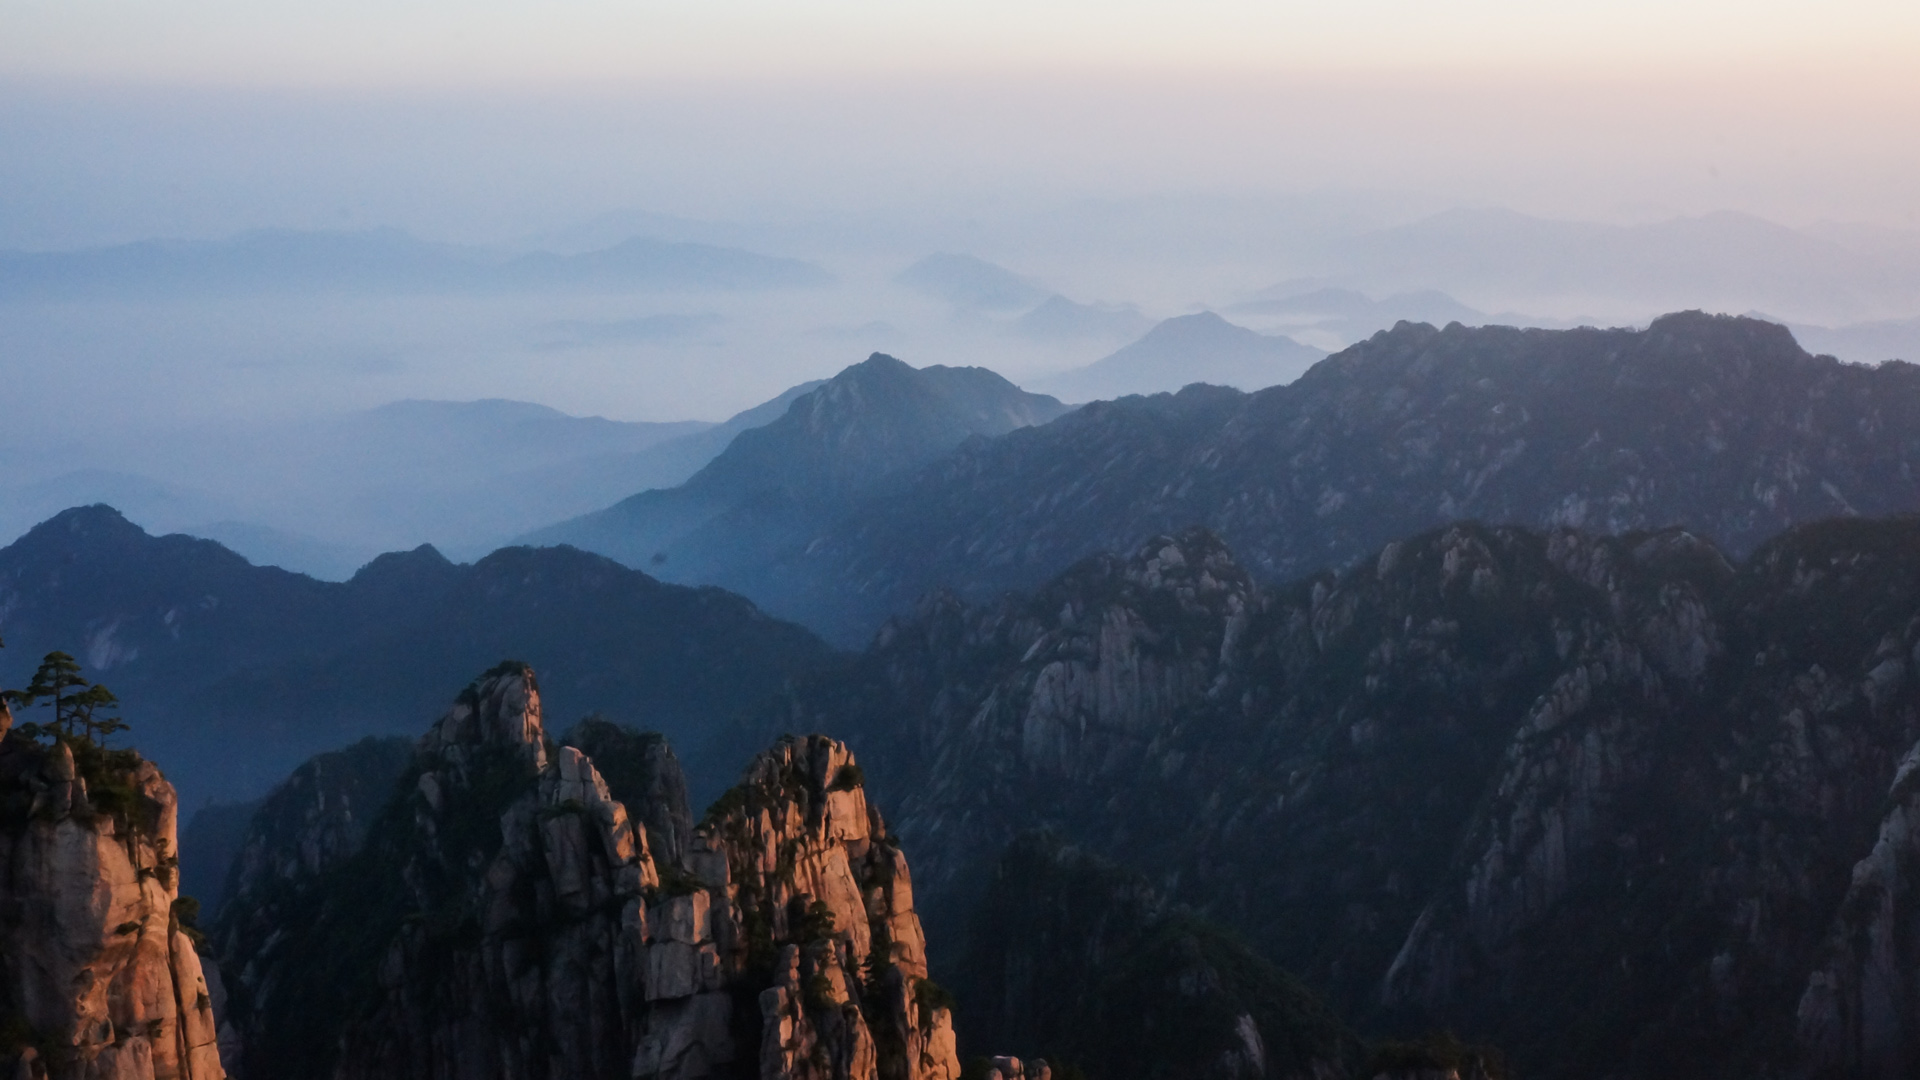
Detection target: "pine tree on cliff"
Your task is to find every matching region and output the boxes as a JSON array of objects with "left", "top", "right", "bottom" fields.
[{"left": 12, "top": 650, "right": 129, "bottom": 746}]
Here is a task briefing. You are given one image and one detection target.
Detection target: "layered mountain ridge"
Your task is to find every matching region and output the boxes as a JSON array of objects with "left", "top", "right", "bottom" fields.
[
  {"left": 0, "top": 506, "right": 835, "bottom": 805},
  {"left": 528, "top": 354, "right": 1070, "bottom": 592},
  {"left": 730, "top": 311, "right": 1920, "bottom": 642},
  {"left": 758, "top": 515, "right": 1920, "bottom": 1079}
]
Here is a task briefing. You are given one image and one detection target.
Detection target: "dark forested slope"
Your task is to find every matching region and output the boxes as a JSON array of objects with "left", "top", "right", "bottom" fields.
[
  {"left": 0, "top": 506, "right": 836, "bottom": 804},
  {"left": 763, "top": 515, "right": 1920, "bottom": 1079}
]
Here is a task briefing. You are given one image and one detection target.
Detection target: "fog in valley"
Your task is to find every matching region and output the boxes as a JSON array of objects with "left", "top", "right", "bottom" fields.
[{"left": 4, "top": 6, "right": 1920, "bottom": 576}]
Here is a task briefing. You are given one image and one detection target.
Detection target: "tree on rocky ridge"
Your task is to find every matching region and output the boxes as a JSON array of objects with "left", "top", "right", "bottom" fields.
[{"left": 10, "top": 649, "right": 129, "bottom": 747}]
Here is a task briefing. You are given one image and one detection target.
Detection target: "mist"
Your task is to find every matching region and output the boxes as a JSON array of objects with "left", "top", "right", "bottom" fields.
[{"left": 3, "top": 46, "right": 1919, "bottom": 572}]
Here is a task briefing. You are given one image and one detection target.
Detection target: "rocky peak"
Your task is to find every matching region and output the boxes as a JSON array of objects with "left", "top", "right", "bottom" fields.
[
  {"left": 417, "top": 661, "right": 549, "bottom": 766},
  {"left": 213, "top": 670, "right": 962, "bottom": 1080},
  {"left": 688, "top": 354, "right": 1068, "bottom": 505},
  {"left": 0, "top": 731, "right": 224, "bottom": 1079},
  {"left": 691, "top": 734, "right": 959, "bottom": 1080}
]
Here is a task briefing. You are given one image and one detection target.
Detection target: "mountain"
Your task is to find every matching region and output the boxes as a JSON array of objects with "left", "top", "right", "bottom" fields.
[
  {"left": 0, "top": 469, "right": 245, "bottom": 555},
  {"left": 762, "top": 516, "right": 1920, "bottom": 1079},
  {"left": 196, "top": 662, "right": 1357, "bottom": 1080},
  {"left": 526, "top": 354, "right": 1071, "bottom": 612},
  {"left": 1034, "top": 312, "right": 1326, "bottom": 401},
  {"left": 206, "top": 664, "right": 966, "bottom": 1080},
  {"left": 552, "top": 377, "right": 830, "bottom": 506},
  {"left": 0, "top": 506, "right": 836, "bottom": 805},
  {"left": 895, "top": 253, "right": 1048, "bottom": 311},
  {"left": 0, "top": 228, "right": 832, "bottom": 297},
  {"left": 753, "top": 312, "right": 1920, "bottom": 643},
  {"left": 1005, "top": 295, "right": 1154, "bottom": 342}
]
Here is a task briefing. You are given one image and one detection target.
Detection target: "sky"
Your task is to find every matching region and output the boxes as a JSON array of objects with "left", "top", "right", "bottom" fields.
[
  {"left": 3, "top": 0, "right": 1919, "bottom": 248},
  {"left": 8, "top": 0, "right": 1920, "bottom": 84}
]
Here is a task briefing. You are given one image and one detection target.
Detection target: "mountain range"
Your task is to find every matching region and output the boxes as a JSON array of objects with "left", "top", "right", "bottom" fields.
[
  {"left": 11, "top": 299, "right": 1920, "bottom": 1079},
  {"left": 688, "top": 312, "right": 1920, "bottom": 643},
  {"left": 0, "top": 385, "right": 823, "bottom": 578},
  {"left": 0, "top": 506, "right": 835, "bottom": 806},
  {"left": 755, "top": 515, "right": 1920, "bottom": 1079}
]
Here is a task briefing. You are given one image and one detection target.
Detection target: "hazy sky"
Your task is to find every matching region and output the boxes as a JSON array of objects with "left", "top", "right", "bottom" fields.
[
  {"left": 9, "top": 1, "right": 1920, "bottom": 83},
  {"left": 4, "top": 0, "right": 1919, "bottom": 248}
]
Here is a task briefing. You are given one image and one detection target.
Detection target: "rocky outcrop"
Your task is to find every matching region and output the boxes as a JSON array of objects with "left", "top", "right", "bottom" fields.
[
  {"left": 216, "top": 736, "right": 413, "bottom": 917},
  {"left": 561, "top": 720, "right": 694, "bottom": 867},
  {"left": 215, "top": 664, "right": 959, "bottom": 1080},
  {"left": 766, "top": 516, "right": 1920, "bottom": 1079},
  {"left": 0, "top": 731, "right": 224, "bottom": 1080},
  {"left": 692, "top": 734, "right": 959, "bottom": 1080}
]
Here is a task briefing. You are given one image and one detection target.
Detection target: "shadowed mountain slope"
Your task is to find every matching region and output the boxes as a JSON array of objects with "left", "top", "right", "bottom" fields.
[
  {"left": 0, "top": 506, "right": 836, "bottom": 805},
  {"left": 755, "top": 312, "right": 1920, "bottom": 642},
  {"left": 525, "top": 353, "right": 1071, "bottom": 597},
  {"left": 762, "top": 516, "right": 1920, "bottom": 1079}
]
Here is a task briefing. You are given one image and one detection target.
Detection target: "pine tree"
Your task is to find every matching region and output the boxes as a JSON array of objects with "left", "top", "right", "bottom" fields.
[{"left": 14, "top": 650, "right": 129, "bottom": 747}]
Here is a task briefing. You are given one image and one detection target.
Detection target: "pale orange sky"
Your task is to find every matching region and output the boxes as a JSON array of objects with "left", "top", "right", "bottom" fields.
[
  {"left": 2, "top": 0, "right": 1917, "bottom": 244},
  {"left": 6, "top": 0, "right": 1919, "bottom": 83}
]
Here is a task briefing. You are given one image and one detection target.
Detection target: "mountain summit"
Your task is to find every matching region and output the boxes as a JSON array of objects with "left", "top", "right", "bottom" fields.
[
  {"left": 1037, "top": 311, "right": 1326, "bottom": 401},
  {"left": 526, "top": 353, "right": 1070, "bottom": 591}
]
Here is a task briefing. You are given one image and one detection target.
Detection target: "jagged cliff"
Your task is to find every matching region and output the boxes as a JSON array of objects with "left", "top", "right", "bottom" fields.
[
  {"left": 212, "top": 663, "right": 958, "bottom": 1080},
  {"left": 765, "top": 517, "right": 1920, "bottom": 1079},
  {"left": 0, "top": 710, "right": 225, "bottom": 1080}
]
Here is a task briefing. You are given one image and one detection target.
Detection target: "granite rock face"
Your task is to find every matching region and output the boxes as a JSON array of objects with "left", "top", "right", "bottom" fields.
[
  {"left": 694, "top": 734, "right": 959, "bottom": 1080},
  {"left": 768, "top": 516, "right": 1920, "bottom": 1079},
  {"left": 214, "top": 665, "right": 958, "bottom": 1080},
  {"left": 0, "top": 730, "right": 225, "bottom": 1080}
]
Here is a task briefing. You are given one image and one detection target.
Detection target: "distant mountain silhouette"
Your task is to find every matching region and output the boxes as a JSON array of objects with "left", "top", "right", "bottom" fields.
[
  {"left": 0, "top": 228, "right": 832, "bottom": 296},
  {"left": 0, "top": 506, "right": 835, "bottom": 805},
  {"left": 895, "top": 253, "right": 1048, "bottom": 310},
  {"left": 1035, "top": 311, "right": 1326, "bottom": 401},
  {"left": 526, "top": 353, "right": 1070, "bottom": 596},
  {"left": 0, "top": 383, "right": 840, "bottom": 579},
  {"left": 1005, "top": 294, "right": 1153, "bottom": 342}
]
